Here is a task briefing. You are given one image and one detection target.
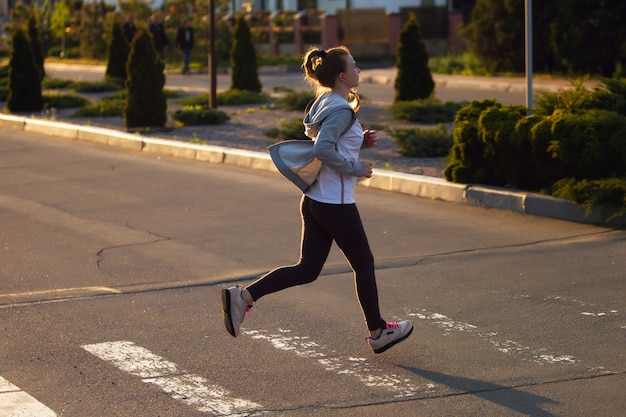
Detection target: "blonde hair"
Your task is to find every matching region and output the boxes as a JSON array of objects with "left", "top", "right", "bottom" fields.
[{"left": 303, "top": 46, "right": 360, "bottom": 111}]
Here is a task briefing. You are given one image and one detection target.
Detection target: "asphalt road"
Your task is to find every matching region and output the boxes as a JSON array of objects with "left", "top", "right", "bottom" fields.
[{"left": 1, "top": 126, "right": 624, "bottom": 416}]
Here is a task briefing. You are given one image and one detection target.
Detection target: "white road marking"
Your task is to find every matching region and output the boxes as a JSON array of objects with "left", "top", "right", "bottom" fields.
[
  {"left": 0, "top": 376, "right": 56, "bottom": 417},
  {"left": 243, "top": 329, "right": 433, "bottom": 397},
  {"left": 407, "top": 309, "right": 579, "bottom": 365},
  {"left": 82, "top": 341, "right": 263, "bottom": 416}
]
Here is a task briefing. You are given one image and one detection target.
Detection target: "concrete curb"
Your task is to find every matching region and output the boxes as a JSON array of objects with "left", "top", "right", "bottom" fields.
[{"left": 2, "top": 114, "right": 624, "bottom": 226}]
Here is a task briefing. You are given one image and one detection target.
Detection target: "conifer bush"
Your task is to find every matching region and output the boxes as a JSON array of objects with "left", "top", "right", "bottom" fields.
[
  {"left": 27, "top": 11, "right": 45, "bottom": 80},
  {"left": 124, "top": 29, "right": 167, "bottom": 128},
  {"left": 105, "top": 18, "right": 129, "bottom": 81},
  {"left": 394, "top": 13, "right": 434, "bottom": 102},
  {"left": 7, "top": 28, "right": 43, "bottom": 112},
  {"left": 230, "top": 16, "right": 262, "bottom": 92}
]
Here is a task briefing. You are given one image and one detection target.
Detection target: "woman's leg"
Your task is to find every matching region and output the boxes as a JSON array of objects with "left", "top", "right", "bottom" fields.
[
  {"left": 308, "top": 200, "right": 383, "bottom": 331},
  {"left": 245, "top": 196, "right": 333, "bottom": 301}
]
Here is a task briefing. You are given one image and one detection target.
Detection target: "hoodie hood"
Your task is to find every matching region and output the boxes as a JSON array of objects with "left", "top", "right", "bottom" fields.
[{"left": 303, "top": 92, "right": 355, "bottom": 139}]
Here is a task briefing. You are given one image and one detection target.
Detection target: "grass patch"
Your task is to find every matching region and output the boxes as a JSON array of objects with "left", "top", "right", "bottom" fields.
[{"left": 276, "top": 88, "right": 315, "bottom": 111}]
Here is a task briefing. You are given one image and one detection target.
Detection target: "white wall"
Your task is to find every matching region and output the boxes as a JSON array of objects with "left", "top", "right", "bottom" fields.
[
  {"left": 243, "top": 0, "right": 448, "bottom": 14},
  {"left": 318, "top": 0, "right": 448, "bottom": 15}
]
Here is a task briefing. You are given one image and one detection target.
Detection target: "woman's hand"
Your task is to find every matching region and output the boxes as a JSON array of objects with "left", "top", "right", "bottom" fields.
[
  {"left": 362, "top": 162, "right": 373, "bottom": 178},
  {"left": 363, "top": 129, "right": 377, "bottom": 148}
]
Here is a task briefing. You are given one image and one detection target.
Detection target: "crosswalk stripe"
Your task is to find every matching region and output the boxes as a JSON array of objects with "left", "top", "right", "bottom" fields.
[
  {"left": 243, "top": 328, "right": 432, "bottom": 397},
  {"left": 82, "top": 341, "right": 263, "bottom": 416},
  {"left": 407, "top": 309, "right": 580, "bottom": 365},
  {"left": 0, "top": 376, "right": 56, "bottom": 417}
]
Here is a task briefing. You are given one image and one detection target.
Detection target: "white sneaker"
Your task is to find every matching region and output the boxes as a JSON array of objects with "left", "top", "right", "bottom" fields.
[
  {"left": 367, "top": 320, "right": 413, "bottom": 354},
  {"left": 222, "top": 285, "right": 251, "bottom": 337}
]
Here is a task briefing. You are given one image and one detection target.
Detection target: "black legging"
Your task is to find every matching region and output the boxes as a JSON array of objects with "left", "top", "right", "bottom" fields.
[{"left": 247, "top": 195, "right": 384, "bottom": 331}]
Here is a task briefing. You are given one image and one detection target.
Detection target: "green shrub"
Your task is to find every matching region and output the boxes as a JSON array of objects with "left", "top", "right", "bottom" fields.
[
  {"left": 478, "top": 104, "right": 529, "bottom": 186},
  {"left": 264, "top": 117, "right": 307, "bottom": 141},
  {"left": 7, "top": 28, "right": 43, "bottom": 112},
  {"left": 277, "top": 89, "right": 315, "bottom": 111},
  {"left": 124, "top": 29, "right": 167, "bottom": 128},
  {"left": 43, "top": 93, "right": 89, "bottom": 109},
  {"left": 72, "top": 100, "right": 125, "bottom": 117},
  {"left": 389, "top": 98, "right": 465, "bottom": 123},
  {"left": 429, "top": 52, "right": 489, "bottom": 76},
  {"left": 181, "top": 89, "right": 268, "bottom": 107},
  {"left": 179, "top": 95, "right": 208, "bottom": 107},
  {"left": 0, "top": 64, "right": 9, "bottom": 79},
  {"left": 105, "top": 18, "right": 129, "bottom": 81},
  {"left": 230, "top": 16, "right": 262, "bottom": 92},
  {"left": 550, "top": 109, "right": 626, "bottom": 179},
  {"left": 534, "top": 78, "right": 626, "bottom": 117},
  {"left": 73, "top": 78, "right": 124, "bottom": 93},
  {"left": 394, "top": 13, "right": 434, "bottom": 102},
  {"left": 172, "top": 106, "right": 230, "bottom": 125},
  {"left": 552, "top": 177, "right": 626, "bottom": 217},
  {"left": 27, "top": 11, "right": 45, "bottom": 81},
  {"left": 391, "top": 124, "right": 452, "bottom": 157},
  {"left": 218, "top": 89, "right": 268, "bottom": 105},
  {"left": 445, "top": 99, "right": 500, "bottom": 184},
  {"left": 42, "top": 78, "right": 75, "bottom": 89}
]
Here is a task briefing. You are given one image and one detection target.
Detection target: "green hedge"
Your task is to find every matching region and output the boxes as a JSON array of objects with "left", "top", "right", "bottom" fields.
[{"left": 444, "top": 78, "right": 626, "bottom": 212}]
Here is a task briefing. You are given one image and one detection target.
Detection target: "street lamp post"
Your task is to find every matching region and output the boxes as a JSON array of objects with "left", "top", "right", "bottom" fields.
[
  {"left": 208, "top": 0, "right": 217, "bottom": 108},
  {"left": 525, "top": 0, "right": 533, "bottom": 113}
]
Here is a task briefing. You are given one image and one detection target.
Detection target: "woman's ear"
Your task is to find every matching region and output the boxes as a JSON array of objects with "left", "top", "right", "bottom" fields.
[{"left": 339, "top": 73, "right": 346, "bottom": 82}]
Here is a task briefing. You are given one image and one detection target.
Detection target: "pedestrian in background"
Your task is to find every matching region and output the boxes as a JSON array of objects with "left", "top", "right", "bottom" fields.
[
  {"left": 149, "top": 14, "right": 168, "bottom": 60},
  {"left": 175, "top": 17, "right": 194, "bottom": 75},
  {"left": 222, "top": 46, "right": 414, "bottom": 354},
  {"left": 122, "top": 14, "right": 137, "bottom": 44}
]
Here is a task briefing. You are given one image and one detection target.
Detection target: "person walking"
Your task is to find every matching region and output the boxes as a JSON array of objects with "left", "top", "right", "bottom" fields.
[
  {"left": 175, "top": 17, "right": 194, "bottom": 75},
  {"left": 149, "top": 14, "right": 168, "bottom": 60},
  {"left": 122, "top": 14, "right": 137, "bottom": 44},
  {"left": 222, "top": 46, "right": 413, "bottom": 354}
]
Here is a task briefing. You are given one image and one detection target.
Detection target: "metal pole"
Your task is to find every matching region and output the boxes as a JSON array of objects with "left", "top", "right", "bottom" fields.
[
  {"left": 209, "top": 0, "right": 217, "bottom": 109},
  {"left": 525, "top": 0, "right": 533, "bottom": 113}
]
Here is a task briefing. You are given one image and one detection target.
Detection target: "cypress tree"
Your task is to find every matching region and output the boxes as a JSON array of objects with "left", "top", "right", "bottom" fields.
[
  {"left": 7, "top": 28, "right": 43, "bottom": 112},
  {"left": 124, "top": 29, "right": 167, "bottom": 128},
  {"left": 27, "top": 11, "right": 45, "bottom": 81},
  {"left": 106, "top": 18, "right": 129, "bottom": 80},
  {"left": 230, "top": 16, "right": 262, "bottom": 92},
  {"left": 394, "top": 14, "right": 434, "bottom": 102}
]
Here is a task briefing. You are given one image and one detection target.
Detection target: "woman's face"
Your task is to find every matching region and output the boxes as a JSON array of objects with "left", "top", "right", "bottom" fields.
[{"left": 342, "top": 54, "right": 361, "bottom": 88}]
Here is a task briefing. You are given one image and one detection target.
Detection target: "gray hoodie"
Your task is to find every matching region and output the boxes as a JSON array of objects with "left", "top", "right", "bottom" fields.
[{"left": 303, "top": 92, "right": 363, "bottom": 177}]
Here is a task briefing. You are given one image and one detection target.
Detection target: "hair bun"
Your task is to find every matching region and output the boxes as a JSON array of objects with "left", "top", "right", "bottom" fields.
[{"left": 318, "top": 49, "right": 327, "bottom": 58}]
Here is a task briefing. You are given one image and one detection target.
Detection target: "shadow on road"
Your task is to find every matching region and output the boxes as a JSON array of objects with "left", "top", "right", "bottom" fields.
[{"left": 399, "top": 366, "right": 559, "bottom": 417}]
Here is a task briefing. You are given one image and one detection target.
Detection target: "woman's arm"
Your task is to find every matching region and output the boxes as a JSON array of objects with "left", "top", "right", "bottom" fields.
[{"left": 312, "top": 108, "right": 365, "bottom": 177}]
